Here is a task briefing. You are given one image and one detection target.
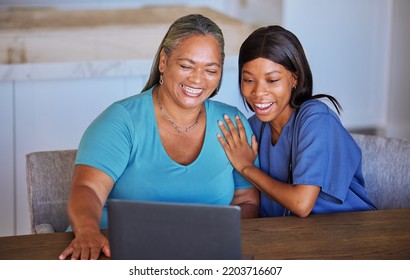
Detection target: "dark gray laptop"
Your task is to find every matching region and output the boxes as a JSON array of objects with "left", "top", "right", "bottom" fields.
[{"left": 107, "top": 199, "right": 242, "bottom": 260}]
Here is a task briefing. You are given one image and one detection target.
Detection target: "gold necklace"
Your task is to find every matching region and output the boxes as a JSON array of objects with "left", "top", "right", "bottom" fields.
[{"left": 155, "top": 88, "right": 203, "bottom": 133}]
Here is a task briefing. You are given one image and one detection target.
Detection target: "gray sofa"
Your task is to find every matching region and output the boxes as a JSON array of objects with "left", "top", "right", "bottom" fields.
[
  {"left": 25, "top": 133, "right": 410, "bottom": 233},
  {"left": 351, "top": 133, "right": 410, "bottom": 210}
]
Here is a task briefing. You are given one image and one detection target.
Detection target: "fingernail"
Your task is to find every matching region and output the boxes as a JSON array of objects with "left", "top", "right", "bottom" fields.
[
  {"left": 218, "top": 120, "right": 223, "bottom": 126},
  {"left": 224, "top": 114, "right": 229, "bottom": 119}
]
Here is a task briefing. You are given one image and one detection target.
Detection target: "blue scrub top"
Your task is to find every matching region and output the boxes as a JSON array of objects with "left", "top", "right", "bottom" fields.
[{"left": 249, "top": 100, "right": 376, "bottom": 217}]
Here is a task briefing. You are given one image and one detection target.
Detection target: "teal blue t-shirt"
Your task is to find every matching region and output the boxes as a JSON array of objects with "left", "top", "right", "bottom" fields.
[{"left": 76, "top": 87, "right": 255, "bottom": 228}]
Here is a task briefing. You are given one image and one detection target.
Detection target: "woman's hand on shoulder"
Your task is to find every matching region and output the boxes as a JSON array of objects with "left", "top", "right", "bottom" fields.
[{"left": 217, "top": 115, "right": 258, "bottom": 175}]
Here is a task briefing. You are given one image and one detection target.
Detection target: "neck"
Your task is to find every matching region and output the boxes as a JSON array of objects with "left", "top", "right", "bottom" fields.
[
  {"left": 268, "top": 106, "right": 294, "bottom": 144},
  {"left": 155, "top": 86, "right": 203, "bottom": 133}
]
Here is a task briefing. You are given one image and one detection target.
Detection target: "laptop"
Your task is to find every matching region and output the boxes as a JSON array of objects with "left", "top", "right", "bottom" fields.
[{"left": 107, "top": 199, "right": 242, "bottom": 260}]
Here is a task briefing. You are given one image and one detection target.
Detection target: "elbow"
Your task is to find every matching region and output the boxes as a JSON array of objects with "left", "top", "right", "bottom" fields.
[
  {"left": 289, "top": 185, "right": 319, "bottom": 218},
  {"left": 295, "top": 210, "right": 310, "bottom": 218},
  {"left": 291, "top": 201, "right": 314, "bottom": 218}
]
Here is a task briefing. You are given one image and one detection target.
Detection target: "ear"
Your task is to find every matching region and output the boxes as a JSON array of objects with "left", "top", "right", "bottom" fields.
[
  {"left": 158, "top": 48, "right": 167, "bottom": 73},
  {"left": 292, "top": 73, "right": 298, "bottom": 88}
]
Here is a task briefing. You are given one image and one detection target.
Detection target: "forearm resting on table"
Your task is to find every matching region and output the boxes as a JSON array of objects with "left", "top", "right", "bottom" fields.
[
  {"left": 242, "top": 165, "right": 319, "bottom": 218},
  {"left": 67, "top": 185, "right": 103, "bottom": 234}
]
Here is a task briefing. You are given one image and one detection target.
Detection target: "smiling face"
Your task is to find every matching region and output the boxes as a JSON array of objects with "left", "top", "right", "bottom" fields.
[
  {"left": 158, "top": 34, "right": 222, "bottom": 110},
  {"left": 241, "top": 57, "right": 297, "bottom": 127}
]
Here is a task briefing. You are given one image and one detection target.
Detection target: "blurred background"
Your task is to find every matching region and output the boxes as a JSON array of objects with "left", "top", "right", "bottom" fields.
[{"left": 1, "top": 0, "right": 409, "bottom": 236}]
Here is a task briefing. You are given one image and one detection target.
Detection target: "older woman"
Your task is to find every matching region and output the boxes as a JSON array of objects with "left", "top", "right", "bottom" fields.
[{"left": 59, "top": 14, "right": 259, "bottom": 260}]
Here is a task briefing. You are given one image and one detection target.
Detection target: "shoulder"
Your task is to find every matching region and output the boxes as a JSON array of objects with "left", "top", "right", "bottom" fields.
[
  {"left": 298, "top": 99, "right": 341, "bottom": 125},
  {"left": 206, "top": 99, "right": 250, "bottom": 122},
  {"left": 296, "top": 100, "right": 356, "bottom": 148},
  {"left": 114, "top": 89, "right": 152, "bottom": 111},
  {"left": 103, "top": 89, "right": 153, "bottom": 124},
  {"left": 299, "top": 99, "right": 335, "bottom": 115},
  {"left": 205, "top": 99, "right": 239, "bottom": 112},
  {"left": 87, "top": 90, "right": 153, "bottom": 137},
  {"left": 207, "top": 99, "right": 254, "bottom": 135}
]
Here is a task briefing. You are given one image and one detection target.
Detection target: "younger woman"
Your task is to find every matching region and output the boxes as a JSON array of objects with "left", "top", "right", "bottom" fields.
[{"left": 218, "top": 25, "right": 376, "bottom": 217}]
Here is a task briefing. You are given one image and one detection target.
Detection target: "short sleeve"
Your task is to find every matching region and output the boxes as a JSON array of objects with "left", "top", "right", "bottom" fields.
[
  {"left": 292, "top": 103, "right": 361, "bottom": 203},
  {"left": 75, "top": 103, "right": 135, "bottom": 182}
]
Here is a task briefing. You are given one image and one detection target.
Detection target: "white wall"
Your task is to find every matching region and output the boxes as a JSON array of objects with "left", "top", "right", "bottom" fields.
[
  {"left": 282, "top": 0, "right": 392, "bottom": 134},
  {"left": 221, "top": 0, "right": 282, "bottom": 27},
  {"left": 0, "top": 82, "right": 15, "bottom": 236},
  {"left": 386, "top": 0, "right": 410, "bottom": 139},
  {"left": 12, "top": 77, "right": 137, "bottom": 235},
  {"left": 0, "top": 0, "right": 221, "bottom": 9},
  {"left": 4, "top": 0, "right": 408, "bottom": 137}
]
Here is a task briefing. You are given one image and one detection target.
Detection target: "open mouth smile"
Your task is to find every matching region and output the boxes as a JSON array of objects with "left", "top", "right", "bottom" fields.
[
  {"left": 255, "top": 102, "right": 274, "bottom": 110},
  {"left": 181, "top": 84, "right": 203, "bottom": 96}
]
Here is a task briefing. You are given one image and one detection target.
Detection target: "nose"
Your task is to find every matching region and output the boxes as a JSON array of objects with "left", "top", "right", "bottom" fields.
[
  {"left": 252, "top": 81, "right": 268, "bottom": 96},
  {"left": 188, "top": 69, "right": 204, "bottom": 84}
]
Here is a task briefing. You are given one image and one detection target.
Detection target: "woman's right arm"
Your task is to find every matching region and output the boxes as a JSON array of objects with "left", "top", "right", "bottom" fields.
[{"left": 59, "top": 164, "right": 114, "bottom": 260}]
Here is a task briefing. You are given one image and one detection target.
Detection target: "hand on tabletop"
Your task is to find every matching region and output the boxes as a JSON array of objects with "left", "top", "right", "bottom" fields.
[{"left": 59, "top": 229, "right": 110, "bottom": 260}]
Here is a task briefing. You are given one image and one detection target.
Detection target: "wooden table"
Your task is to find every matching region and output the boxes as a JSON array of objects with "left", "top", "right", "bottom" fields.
[
  {"left": 1, "top": 209, "right": 409, "bottom": 260},
  {"left": 242, "top": 208, "right": 410, "bottom": 259}
]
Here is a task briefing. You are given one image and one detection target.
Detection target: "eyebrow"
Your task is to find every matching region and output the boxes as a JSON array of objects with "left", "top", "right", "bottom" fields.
[
  {"left": 242, "top": 69, "right": 281, "bottom": 75},
  {"left": 177, "top": 58, "right": 221, "bottom": 68}
]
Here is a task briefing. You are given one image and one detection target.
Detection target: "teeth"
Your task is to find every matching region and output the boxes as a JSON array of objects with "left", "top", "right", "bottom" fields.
[
  {"left": 255, "top": 103, "right": 273, "bottom": 109},
  {"left": 182, "top": 85, "right": 203, "bottom": 94}
]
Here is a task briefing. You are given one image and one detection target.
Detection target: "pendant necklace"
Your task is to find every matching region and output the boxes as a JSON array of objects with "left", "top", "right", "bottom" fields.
[{"left": 155, "top": 88, "right": 203, "bottom": 133}]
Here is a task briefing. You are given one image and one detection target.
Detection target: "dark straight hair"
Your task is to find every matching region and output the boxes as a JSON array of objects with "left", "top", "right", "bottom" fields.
[{"left": 238, "top": 25, "right": 341, "bottom": 113}]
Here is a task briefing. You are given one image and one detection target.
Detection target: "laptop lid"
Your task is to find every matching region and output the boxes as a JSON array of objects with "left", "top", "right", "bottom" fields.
[{"left": 107, "top": 199, "right": 242, "bottom": 260}]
